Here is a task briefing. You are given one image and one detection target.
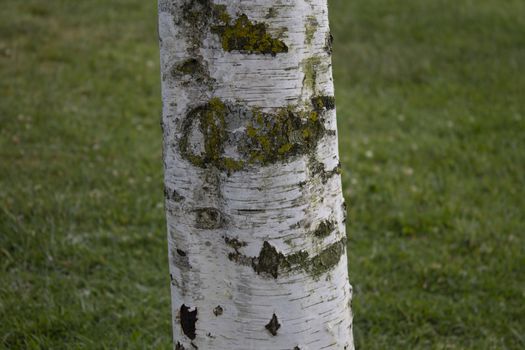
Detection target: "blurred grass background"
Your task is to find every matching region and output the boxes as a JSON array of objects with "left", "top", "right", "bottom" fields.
[{"left": 0, "top": 0, "right": 523, "bottom": 349}]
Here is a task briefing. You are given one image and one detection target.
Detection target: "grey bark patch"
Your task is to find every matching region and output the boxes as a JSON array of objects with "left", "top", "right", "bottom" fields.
[
  {"left": 194, "top": 208, "right": 224, "bottom": 229},
  {"left": 213, "top": 305, "right": 223, "bottom": 316},
  {"left": 179, "top": 0, "right": 213, "bottom": 52},
  {"left": 165, "top": 187, "right": 185, "bottom": 202},
  {"left": 311, "top": 95, "right": 336, "bottom": 111},
  {"left": 228, "top": 251, "right": 253, "bottom": 266},
  {"left": 225, "top": 238, "right": 347, "bottom": 278},
  {"left": 172, "top": 247, "right": 191, "bottom": 270},
  {"left": 172, "top": 190, "right": 185, "bottom": 202},
  {"left": 180, "top": 304, "right": 198, "bottom": 340},
  {"left": 286, "top": 250, "right": 310, "bottom": 267},
  {"left": 173, "top": 58, "right": 202, "bottom": 75},
  {"left": 224, "top": 236, "right": 247, "bottom": 250},
  {"left": 252, "top": 241, "right": 286, "bottom": 279},
  {"left": 265, "top": 313, "right": 281, "bottom": 336},
  {"left": 309, "top": 239, "right": 346, "bottom": 277},
  {"left": 224, "top": 235, "right": 253, "bottom": 266},
  {"left": 308, "top": 157, "right": 341, "bottom": 184},
  {"left": 324, "top": 31, "right": 334, "bottom": 54},
  {"left": 175, "top": 341, "right": 186, "bottom": 350},
  {"left": 342, "top": 201, "right": 348, "bottom": 224},
  {"left": 265, "top": 7, "right": 278, "bottom": 19},
  {"left": 312, "top": 220, "right": 336, "bottom": 239},
  {"left": 171, "top": 58, "right": 214, "bottom": 87}
]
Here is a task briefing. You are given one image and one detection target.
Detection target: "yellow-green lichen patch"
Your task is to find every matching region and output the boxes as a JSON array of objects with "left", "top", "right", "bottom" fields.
[
  {"left": 305, "top": 15, "right": 319, "bottom": 45},
  {"left": 179, "top": 98, "right": 243, "bottom": 172},
  {"left": 212, "top": 14, "right": 288, "bottom": 55},
  {"left": 179, "top": 99, "right": 327, "bottom": 172},
  {"left": 302, "top": 56, "right": 322, "bottom": 92},
  {"left": 242, "top": 107, "right": 324, "bottom": 165}
]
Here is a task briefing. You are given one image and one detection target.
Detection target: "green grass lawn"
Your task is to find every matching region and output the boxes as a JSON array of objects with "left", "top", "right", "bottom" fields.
[{"left": 1, "top": 0, "right": 523, "bottom": 349}]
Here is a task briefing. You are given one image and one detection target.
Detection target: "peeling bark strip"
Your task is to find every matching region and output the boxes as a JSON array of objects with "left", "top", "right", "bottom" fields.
[{"left": 159, "top": 0, "right": 354, "bottom": 348}]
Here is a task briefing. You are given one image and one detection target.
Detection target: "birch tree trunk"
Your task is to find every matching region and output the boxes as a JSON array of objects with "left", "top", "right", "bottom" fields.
[{"left": 158, "top": 1, "right": 354, "bottom": 349}]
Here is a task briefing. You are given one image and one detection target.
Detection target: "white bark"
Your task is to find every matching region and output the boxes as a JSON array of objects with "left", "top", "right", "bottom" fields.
[{"left": 158, "top": 1, "right": 353, "bottom": 349}]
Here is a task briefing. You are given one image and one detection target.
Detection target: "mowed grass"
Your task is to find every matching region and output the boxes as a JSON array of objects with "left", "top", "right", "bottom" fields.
[{"left": 0, "top": 0, "right": 523, "bottom": 349}]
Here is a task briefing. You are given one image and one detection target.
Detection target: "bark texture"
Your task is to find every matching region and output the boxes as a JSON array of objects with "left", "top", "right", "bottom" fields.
[{"left": 158, "top": 1, "right": 354, "bottom": 349}]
